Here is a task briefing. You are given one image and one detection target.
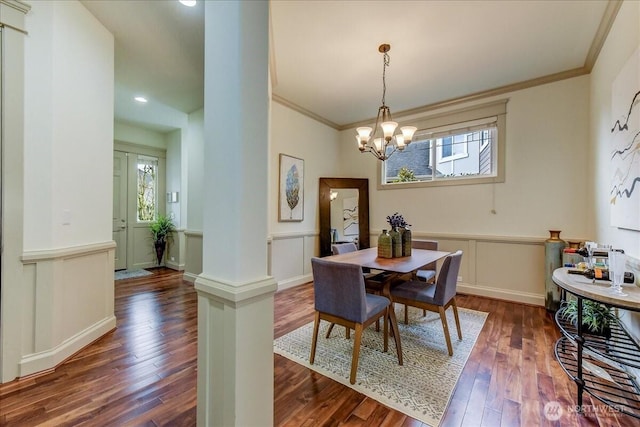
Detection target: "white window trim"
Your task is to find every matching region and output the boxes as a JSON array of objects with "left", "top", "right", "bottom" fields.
[{"left": 378, "top": 99, "right": 507, "bottom": 190}]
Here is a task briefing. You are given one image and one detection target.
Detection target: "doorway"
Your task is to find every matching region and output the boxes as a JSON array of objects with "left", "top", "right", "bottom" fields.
[{"left": 113, "top": 143, "right": 166, "bottom": 271}]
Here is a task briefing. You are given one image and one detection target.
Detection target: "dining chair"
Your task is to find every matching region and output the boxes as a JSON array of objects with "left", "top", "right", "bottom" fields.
[
  {"left": 331, "top": 242, "right": 358, "bottom": 254},
  {"left": 310, "top": 257, "right": 392, "bottom": 384},
  {"left": 390, "top": 250, "right": 463, "bottom": 356},
  {"left": 411, "top": 240, "right": 439, "bottom": 283},
  {"left": 398, "top": 239, "right": 439, "bottom": 323},
  {"left": 328, "top": 241, "right": 389, "bottom": 337}
]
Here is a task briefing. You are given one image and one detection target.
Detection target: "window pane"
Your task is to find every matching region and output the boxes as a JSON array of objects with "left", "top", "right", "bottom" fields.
[
  {"left": 383, "top": 123, "right": 497, "bottom": 185},
  {"left": 137, "top": 156, "right": 158, "bottom": 221},
  {"left": 384, "top": 139, "right": 432, "bottom": 183}
]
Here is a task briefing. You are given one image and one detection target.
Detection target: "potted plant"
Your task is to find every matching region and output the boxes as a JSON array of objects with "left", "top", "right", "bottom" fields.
[
  {"left": 149, "top": 214, "right": 176, "bottom": 265},
  {"left": 560, "top": 299, "right": 617, "bottom": 338}
]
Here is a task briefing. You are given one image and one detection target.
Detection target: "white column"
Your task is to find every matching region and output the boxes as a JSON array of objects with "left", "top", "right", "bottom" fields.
[
  {"left": 0, "top": 0, "right": 30, "bottom": 383},
  {"left": 196, "top": 2, "right": 276, "bottom": 426}
]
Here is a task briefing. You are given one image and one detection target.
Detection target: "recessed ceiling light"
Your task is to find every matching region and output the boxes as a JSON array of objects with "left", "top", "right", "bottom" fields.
[
  {"left": 179, "top": 0, "right": 196, "bottom": 6},
  {"left": 134, "top": 96, "right": 148, "bottom": 103}
]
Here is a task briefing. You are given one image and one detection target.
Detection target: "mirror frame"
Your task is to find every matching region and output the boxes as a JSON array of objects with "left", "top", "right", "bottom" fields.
[{"left": 319, "top": 177, "right": 370, "bottom": 257}]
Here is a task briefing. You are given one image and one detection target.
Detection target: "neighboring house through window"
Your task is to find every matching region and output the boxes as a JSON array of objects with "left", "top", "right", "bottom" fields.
[{"left": 380, "top": 100, "right": 507, "bottom": 188}]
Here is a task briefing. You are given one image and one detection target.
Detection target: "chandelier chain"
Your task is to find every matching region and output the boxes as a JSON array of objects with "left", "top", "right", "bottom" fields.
[{"left": 381, "top": 52, "right": 389, "bottom": 106}]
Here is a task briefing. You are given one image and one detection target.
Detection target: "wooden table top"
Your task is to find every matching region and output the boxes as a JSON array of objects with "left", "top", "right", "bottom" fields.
[
  {"left": 553, "top": 267, "right": 640, "bottom": 311},
  {"left": 324, "top": 247, "right": 451, "bottom": 274}
]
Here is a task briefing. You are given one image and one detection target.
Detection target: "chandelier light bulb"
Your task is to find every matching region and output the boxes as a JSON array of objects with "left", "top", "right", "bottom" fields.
[
  {"left": 401, "top": 126, "right": 417, "bottom": 142},
  {"left": 395, "top": 134, "right": 406, "bottom": 150},
  {"left": 373, "top": 138, "right": 383, "bottom": 153},
  {"left": 381, "top": 121, "right": 398, "bottom": 140}
]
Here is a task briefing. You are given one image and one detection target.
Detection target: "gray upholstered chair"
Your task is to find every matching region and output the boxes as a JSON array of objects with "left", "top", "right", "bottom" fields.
[
  {"left": 412, "top": 239, "right": 439, "bottom": 283},
  {"left": 310, "top": 257, "right": 392, "bottom": 384},
  {"left": 331, "top": 242, "right": 358, "bottom": 254},
  {"left": 391, "top": 250, "right": 463, "bottom": 356},
  {"left": 399, "top": 239, "right": 439, "bottom": 323}
]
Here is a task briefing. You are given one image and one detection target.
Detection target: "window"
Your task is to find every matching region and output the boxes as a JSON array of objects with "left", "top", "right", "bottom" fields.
[
  {"left": 137, "top": 155, "right": 158, "bottom": 221},
  {"left": 380, "top": 100, "right": 506, "bottom": 188}
]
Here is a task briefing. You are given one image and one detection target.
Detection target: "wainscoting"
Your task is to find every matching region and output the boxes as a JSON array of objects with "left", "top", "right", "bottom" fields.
[
  {"left": 18, "top": 241, "right": 116, "bottom": 377},
  {"left": 182, "top": 229, "right": 552, "bottom": 305}
]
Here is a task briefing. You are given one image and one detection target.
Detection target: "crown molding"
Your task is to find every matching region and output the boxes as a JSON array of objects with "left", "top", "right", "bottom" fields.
[
  {"left": 584, "top": 0, "right": 622, "bottom": 71},
  {"left": 340, "top": 67, "right": 588, "bottom": 131},
  {"left": 274, "top": 0, "right": 622, "bottom": 131},
  {"left": 272, "top": 93, "right": 340, "bottom": 129},
  {"left": 0, "top": 0, "right": 31, "bottom": 14}
]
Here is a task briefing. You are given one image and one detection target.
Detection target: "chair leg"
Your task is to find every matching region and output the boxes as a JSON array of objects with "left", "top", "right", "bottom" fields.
[
  {"left": 325, "top": 323, "right": 335, "bottom": 339},
  {"left": 383, "top": 308, "right": 389, "bottom": 353},
  {"left": 350, "top": 323, "right": 364, "bottom": 385},
  {"left": 310, "top": 312, "right": 321, "bottom": 364},
  {"left": 423, "top": 309, "right": 427, "bottom": 317},
  {"left": 346, "top": 327, "right": 350, "bottom": 339},
  {"left": 438, "top": 306, "right": 453, "bottom": 356},
  {"left": 452, "top": 298, "right": 462, "bottom": 340},
  {"left": 388, "top": 306, "right": 403, "bottom": 366},
  {"left": 404, "top": 304, "right": 409, "bottom": 324}
]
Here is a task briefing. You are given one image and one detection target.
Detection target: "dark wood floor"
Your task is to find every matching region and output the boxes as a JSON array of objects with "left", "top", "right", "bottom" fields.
[{"left": 0, "top": 268, "right": 632, "bottom": 426}]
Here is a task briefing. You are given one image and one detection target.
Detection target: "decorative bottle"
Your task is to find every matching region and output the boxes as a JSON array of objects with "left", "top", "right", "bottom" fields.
[
  {"left": 545, "top": 230, "right": 566, "bottom": 312},
  {"left": 389, "top": 227, "right": 402, "bottom": 258},
  {"left": 401, "top": 227, "right": 412, "bottom": 256},
  {"left": 378, "top": 230, "right": 392, "bottom": 258}
]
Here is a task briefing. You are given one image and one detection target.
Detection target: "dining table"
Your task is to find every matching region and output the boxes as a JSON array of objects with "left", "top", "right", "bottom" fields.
[{"left": 324, "top": 246, "right": 451, "bottom": 365}]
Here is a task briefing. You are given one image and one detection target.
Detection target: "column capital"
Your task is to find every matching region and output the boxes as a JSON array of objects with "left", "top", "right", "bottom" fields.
[{"left": 195, "top": 274, "right": 277, "bottom": 306}]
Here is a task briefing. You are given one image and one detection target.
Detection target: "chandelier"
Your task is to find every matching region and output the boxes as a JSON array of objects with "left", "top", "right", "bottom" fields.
[{"left": 356, "top": 44, "right": 417, "bottom": 161}]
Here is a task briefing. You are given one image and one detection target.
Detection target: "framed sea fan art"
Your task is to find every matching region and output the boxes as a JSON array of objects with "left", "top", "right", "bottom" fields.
[{"left": 278, "top": 154, "right": 304, "bottom": 222}]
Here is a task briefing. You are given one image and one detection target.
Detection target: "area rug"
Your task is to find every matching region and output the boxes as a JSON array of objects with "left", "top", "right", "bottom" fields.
[
  {"left": 273, "top": 306, "right": 488, "bottom": 426},
  {"left": 114, "top": 269, "right": 152, "bottom": 280}
]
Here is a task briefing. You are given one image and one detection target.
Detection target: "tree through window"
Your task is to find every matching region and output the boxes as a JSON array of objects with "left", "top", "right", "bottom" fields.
[{"left": 137, "top": 155, "right": 158, "bottom": 221}]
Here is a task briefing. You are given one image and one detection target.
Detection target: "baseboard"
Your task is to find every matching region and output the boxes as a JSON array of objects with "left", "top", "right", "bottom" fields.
[
  {"left": 457, "top": 283, "right": 544, "bottom": 306},
  {"left": 18, "top": 315, "right": 117, "bottom": 378},
  {"left": 183, "top": 271, "right": 199, "bottom": 283},
  {"left": 277, "top": 274, "right": 313, "bottom": 291},
  {"left": 165, "top": 260, "right": 185, "bottom": 271}
]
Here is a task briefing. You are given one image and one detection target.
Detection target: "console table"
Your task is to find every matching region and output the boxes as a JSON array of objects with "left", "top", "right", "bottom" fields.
[{"left": 552, "top": 268, "right": 640, "bottom": 418}]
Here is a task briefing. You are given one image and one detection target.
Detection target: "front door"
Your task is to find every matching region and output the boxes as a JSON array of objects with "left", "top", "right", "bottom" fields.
[{"left": 113, "top": 151, "right": 128, "bottom": 270}]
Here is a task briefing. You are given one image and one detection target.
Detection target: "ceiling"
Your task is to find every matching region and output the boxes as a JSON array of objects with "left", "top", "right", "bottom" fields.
[{"left": 81, "top": 0, "right": 614, "bottom": 133}]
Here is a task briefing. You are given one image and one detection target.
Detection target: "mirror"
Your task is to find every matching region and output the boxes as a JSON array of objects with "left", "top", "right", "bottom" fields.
[{"left": 319, "top": 178, "right": 369, "bottom": 256}]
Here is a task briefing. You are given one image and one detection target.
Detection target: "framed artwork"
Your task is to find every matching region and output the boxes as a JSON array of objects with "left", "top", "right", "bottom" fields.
[
  {"left": 278, "top": 154, "right": 304, "bottom": 222},
  {"left": 610, "top": 47, "right": 640, "bottom": 231},
  {"left": 343, "top": 196, "right": 359, "bottom": 235}
]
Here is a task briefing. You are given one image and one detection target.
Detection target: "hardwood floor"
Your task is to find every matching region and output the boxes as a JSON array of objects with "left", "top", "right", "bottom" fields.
[{"left": 0, "top": 268, "right": 633, "bottom": 426}]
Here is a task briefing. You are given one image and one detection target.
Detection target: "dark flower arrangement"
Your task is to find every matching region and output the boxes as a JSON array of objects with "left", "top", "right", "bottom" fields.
[{"left": 386, "top": 212, "right": 411, "bottom": 229}]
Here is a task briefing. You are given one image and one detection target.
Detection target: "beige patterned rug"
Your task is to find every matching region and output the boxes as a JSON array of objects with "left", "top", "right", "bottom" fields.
[{"left": 273, "top": 306, "right": 488, "bottom": 426}]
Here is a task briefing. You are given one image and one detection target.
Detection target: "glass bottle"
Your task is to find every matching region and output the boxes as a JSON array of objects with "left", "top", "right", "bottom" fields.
[
  {"left": 378, "top": 230, "right": 392, "bottom": 258},
  {"left": 389, "top": 227, "right": 402, "bottom": 258}
]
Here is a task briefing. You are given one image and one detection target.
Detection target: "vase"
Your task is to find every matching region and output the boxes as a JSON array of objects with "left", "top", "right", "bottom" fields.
[
  {"left": 545, "top": 230, "right": 566, "bottom": 312},
  {"left": 401, "top": 227, "right": 412, "bottom": 256},
  {"left": 155, "top": 241, "right": 166, "bottom": 265},
  {"left": 389, "top": 227, "right": 402, "bottom": 258},
  {"left": 377, "top": 230, "right": 392, "bottom": 258}
]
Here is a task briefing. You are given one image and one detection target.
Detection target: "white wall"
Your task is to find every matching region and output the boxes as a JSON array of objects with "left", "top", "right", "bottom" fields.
[
  {"left": 114, "top": 121, "right": 168, "bottom": 150},
  {"left": 5, "top": 0, "right": 117, "bottom": 381},
  {"left": 166, "top": 128, "right": 182, "bottom": 227},
  {"left": 591, "top": 0, "right": 640, "bottom": 259},
  {"left": 185, "top": 108, "right": 204, "bottom": 230},
  {"left": 268, "top": 102, "right": 341, "bottom": 288},
  {"left": 25, "top": 0, "right": 114, "bottom": 250},
  {"left": 590, "top": 1, "right": 640, "bottom": 332},
  {"left": 338, "top": 76, "right": 591, "bottom": 304}
]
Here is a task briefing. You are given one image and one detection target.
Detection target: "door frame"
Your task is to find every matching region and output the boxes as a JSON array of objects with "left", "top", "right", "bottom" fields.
[{"left": 114, "top": 141, "right": 167, "bottom": 270}]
